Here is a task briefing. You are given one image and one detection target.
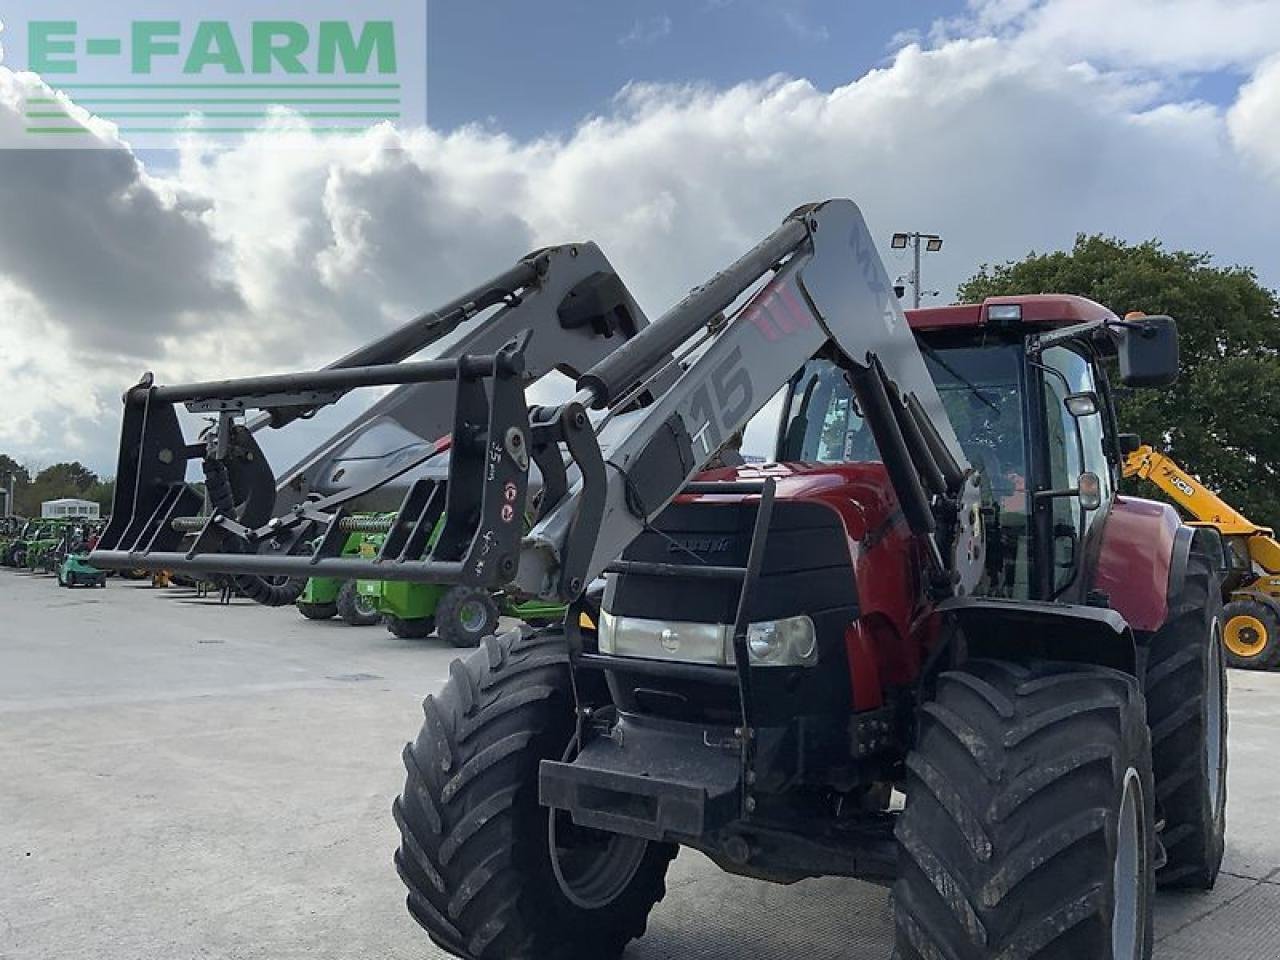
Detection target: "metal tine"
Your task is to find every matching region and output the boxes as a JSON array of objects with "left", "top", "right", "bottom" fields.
[
  {"left": 377, "top": 477, "right": 437, "bottom": 562},
  {"left": 139, "top": 486, "right": 188, "bottom": 554},
  {"left": 309, "top": 507, "right": 351, "bottom": 565},
  {"left": 400, "top": 482, "right": 446, "bottom": 562}
]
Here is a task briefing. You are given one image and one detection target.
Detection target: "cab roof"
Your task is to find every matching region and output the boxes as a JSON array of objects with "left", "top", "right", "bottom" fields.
[{"left": 905, "top": 294, "right": 1118, "bottom": 332}]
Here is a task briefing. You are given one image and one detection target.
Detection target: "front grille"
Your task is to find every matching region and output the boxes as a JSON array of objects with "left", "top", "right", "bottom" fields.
[{"left": 600, "top": 498, "right": 858, "bottom": 726}]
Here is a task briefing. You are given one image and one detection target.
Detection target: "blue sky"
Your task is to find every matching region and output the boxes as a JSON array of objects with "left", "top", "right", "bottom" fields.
[{"left": 426, "top": 0, "right": 962, "bottom": 136}]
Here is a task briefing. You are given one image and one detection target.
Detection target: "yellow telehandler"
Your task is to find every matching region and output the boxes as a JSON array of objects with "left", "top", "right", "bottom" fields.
[{"left": 1123, "top": 439, "right": 1280, "bottom": 668}]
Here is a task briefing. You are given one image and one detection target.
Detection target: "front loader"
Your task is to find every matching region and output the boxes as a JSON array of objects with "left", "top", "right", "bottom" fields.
[{"left": 92, "top": 200, "right": 1223, "bottom": 960}]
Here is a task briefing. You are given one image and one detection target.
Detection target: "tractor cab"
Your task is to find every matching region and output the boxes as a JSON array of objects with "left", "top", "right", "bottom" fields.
[{"left": 780, "top": 294, "right": 1178, "bottom": 602}]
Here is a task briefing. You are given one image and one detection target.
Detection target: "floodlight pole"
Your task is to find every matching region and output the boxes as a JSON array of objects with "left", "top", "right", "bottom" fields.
[
  {"left": 891, "top": 230, "right": 943, "bottom": 309},
  {"left": 912, "top": 238, "right": 922, "bottom": 310}
]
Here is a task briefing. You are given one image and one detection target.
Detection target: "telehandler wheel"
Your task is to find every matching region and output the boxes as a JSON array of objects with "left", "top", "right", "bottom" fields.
[
  {"left": 895, "top": 660, "right": 1155, "bottom": 960},
  {"left": 386, "top": 615, "right": 435, "bottom": 640},
  {"left": 1144, "top": 541, "right": 1227, "bottom": 889},
  {"left": 436, "top": 586, "right": 500, "bottom": 649},
  {"left": 394, "top": 627, "right": 675, "bottom": 960},
  {"left": 336, "top": 581, "right": 381, "bottom": 627},
  {"left": 1222, "top": 597, "right": 1280, "bottom": 670},
  {"left": 298, "top": 601, "right": 338, "bottom": 621}
]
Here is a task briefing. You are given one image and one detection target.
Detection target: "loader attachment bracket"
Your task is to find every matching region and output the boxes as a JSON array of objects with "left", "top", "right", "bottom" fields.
[{"left": 91, "top": 333, "right": 554, "bottom": 591}]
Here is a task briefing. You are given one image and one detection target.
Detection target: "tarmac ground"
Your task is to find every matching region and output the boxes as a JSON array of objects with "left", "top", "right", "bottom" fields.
[{"left": 2, "top": 571, "right": 1278, "bottom": 959}]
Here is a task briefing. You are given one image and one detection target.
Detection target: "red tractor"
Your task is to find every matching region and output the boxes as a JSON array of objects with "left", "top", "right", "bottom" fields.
[{"left": 92, "top": 200, "right": 1225, "bottom": 959}]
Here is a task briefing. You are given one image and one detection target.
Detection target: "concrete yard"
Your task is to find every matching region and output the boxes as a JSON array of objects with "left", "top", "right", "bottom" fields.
[{"left": 2, "top": 571, "right": 1279, "bottom": 960}]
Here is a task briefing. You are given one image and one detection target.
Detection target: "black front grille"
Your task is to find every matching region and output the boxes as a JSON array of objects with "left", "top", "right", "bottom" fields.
[
  {"left": 605, "top": 499, "right": 856, "bottom": 624},
  {"left": 601, "top": 498, "right": 858, "bottom": 727}
]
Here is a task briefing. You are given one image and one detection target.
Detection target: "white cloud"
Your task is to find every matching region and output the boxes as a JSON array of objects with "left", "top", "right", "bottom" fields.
[
  {"left": 1229, "top": 55, "right": 1280, "bottom": 183},
  {"left": 619, "top": 15, "right": 673, "bottom": 48},
  {"left": 0, "top": 1, "right": 1278, "bottom": 475}
]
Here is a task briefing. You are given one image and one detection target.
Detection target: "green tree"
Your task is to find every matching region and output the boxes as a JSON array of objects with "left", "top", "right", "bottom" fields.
[
  {"left": 22, "top": 461, "right": 100, "bottom": 515},
  {"left": 0, "top": 454, "right": 30, "bottom": 516},
  {"left": 959, "top": 235, "right": 1280, "bottom": 529}
]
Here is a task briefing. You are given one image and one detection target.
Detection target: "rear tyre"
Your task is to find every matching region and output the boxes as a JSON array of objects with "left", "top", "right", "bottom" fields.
[
  {"left": 1144, "top": 539, "right": 1228, "bottom": 889},
  {"left": 895, "top": 660, "right": 1155, "bottom": 960},
  {"left": 298, "top": 601, "right": 338, "bottom": 621},
  {"left": 336, "top": 581, "right": 381, "bottom": 627},
  {"left": 1222, "top": 597, "right": 1280, "bottom": 670},
  {"left": 386, "top": 615, "right": 435, "bottom": 640},
  {"left": 436, "top": 586, "right": 501, "bottom": 649},
  {"left": 394, "top": 627, "right": 675, "bottom": 960}
]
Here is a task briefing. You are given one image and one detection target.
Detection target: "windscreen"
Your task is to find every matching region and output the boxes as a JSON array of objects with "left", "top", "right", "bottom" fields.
[{"left": 778, "top": 342, "right": 1031, "bottom": 598}]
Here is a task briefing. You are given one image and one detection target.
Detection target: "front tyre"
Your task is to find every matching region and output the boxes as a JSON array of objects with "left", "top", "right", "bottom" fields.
[
  {"left": 436, "top": 586, "right": 501, "bottom": 649},
  {"left": 297, "top": 601, "right": 338, "bottom": 621},
  {"left": 1144, "top": 538, "right": 1228, "bottom": 888},
  {"left": 386, "top": 615, "right": 434, "bottom": 640},
  {"left": 336, "top": 581, "right": 381, "bottom": 627},
  {"left": 394, "top": 627, "right": 675, "bottom": 960},
  {"left": 895, "top": 660, "right": 1155, "bottom": 960}
]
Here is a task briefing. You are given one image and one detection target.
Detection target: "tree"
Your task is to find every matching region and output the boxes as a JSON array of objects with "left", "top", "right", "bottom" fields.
[
  {"left": 959, "top": 235, "right": 1280, "bottom": 529},
  {"left": 20, "top": 461, "right": 100, "bottom": 516}
]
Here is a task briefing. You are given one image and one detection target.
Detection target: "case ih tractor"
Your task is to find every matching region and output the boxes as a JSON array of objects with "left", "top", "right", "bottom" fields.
[{"left": 91, "top": 199, "right": 1225, "bottom": 960}]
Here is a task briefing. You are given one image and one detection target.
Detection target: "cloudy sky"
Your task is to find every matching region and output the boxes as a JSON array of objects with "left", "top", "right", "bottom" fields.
[{"left": 0, "top": 0, "right": 1279, "bottom": 475}]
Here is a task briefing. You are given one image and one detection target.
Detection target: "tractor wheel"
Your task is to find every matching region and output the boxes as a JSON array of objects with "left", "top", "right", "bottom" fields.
[
  {"left": 336, "top": 581, "right": 381, "bottom": 627},
  {"left": 298, "top": 601, "right": 338, "bottom": 621},
  {"left": 394, "top": 627, "right": 675, "bottom": 960},
  {"left": 1144, "top": 540, "right": 1227, "bottom": 889},
  {"left": 436, "top": 586, "right": 501, "bottom": 649},
  {"left": 386, "top": 615, "right": 435, "bottom": 640},
  {"left": 1222, "top": 596, "right": 1280, "bottom": 670},
  {"left": 895, "top": 660, "right": 1155, "bottom": 960}
]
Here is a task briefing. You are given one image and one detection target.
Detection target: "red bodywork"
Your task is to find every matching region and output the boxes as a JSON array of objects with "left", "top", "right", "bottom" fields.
[
  {"left": 1091, "top": 496, "right": 1180, "bottom": 632},
  {"left": 690, "top": 462, "right": 924, "bottom": 712},
  {"left": 684, "top": 294, "right": 1180, "bottom": 711},
  {"left": 906, "top": 294, "right": 1120, "bottom": 332}
]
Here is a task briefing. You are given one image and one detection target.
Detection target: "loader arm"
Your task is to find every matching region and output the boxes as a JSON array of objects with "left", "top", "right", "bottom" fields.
[{"left": 92, "top": 199, "right": 982, "bottom": 604}]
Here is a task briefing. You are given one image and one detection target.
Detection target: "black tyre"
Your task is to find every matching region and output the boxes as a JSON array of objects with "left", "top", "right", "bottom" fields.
[
  {"left": 1145, "top": 540, "right": 1228, "bottom": 889},
  {"left": 336, "top": 581, "right": 381, "bottom": 627},
  {"left": 386, "top": 615, "right": 434, "bottom": 640},
  {"left": 1222, "top": 596, "right": 1280, "bottom": 670},
  {"left": 394, "top": 627, "right": 675, "bottom": 960},
  {"left": 436, "top": 586, "right": 501, "bottom": 649},
  {"left": 298, "top": 601, "right": 338, "bottom": 621},
  {"left": 895, "top": 659, "right": 1155, "bottom": 960}
]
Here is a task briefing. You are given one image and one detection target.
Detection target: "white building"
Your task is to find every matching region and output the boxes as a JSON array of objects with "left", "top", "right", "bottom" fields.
[{"left": 41, "top": 498, "right": 100, "bottom": 520}]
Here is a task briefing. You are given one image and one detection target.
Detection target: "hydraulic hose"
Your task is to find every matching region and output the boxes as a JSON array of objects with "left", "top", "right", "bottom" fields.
[{"left": 202, "top": 457, "right": 305, "bottom": 607}]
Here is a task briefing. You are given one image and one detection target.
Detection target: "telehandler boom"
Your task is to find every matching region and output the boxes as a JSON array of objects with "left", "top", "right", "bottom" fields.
[{"left": 1123, "top": 441, "right": 1280, "bottom": 667}]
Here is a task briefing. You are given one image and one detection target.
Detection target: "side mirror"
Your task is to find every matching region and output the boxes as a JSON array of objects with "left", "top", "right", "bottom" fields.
[
  {"left": 1115, "top": 314, "right": 1178, "bottom": 387},
  {"left": 1117, "top": 432, "right": 1141, "bottom": 456},
  {"left": 1078, "top": 471, "right": 1102, "bottom": 511},
  {"left": 1063, "top": 391, "right": 1099, "bottom": 417}
]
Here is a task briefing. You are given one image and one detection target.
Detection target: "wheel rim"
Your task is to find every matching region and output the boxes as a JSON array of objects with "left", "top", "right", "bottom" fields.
[
  {"left": 1206, "top": 619, "right": 1225, "bottom": 811},
  {"left": 354, "top": 593, "right": 377, "bottom": 617},
  {"left": 458, "top": 599, "right": 490, "bottom": 634},
  {"left": 1225, "top": 613, "right": 1267, "bottom": 657},
  {"left": 547, "top": 737, "right": 649, "bottom": 910},
  {"left": 1111, "top": 767, "right": 1146, "bottom": 960}
]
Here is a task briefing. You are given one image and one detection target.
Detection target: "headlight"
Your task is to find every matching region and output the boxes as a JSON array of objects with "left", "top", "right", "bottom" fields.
[
  {"left": 742, "top": 616, "right": 818, "bottom": 667},
  {"left": 597, "top": 610, "right": 818, "bottom": 668}
]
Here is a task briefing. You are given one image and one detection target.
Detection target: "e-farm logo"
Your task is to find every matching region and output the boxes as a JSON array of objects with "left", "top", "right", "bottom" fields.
[{"left": 3, "top": 2, "right": 426, "bottom": 147}]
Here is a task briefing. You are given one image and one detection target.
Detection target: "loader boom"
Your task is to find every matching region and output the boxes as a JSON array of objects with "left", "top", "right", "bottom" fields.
[{"left": 91, "top": 199, "right": 982, "bottom": 604}]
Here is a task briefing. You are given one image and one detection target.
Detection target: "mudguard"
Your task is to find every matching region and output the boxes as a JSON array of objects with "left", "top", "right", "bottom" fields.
[
  {"left": 939, "top": 595, "right": 1136, "bottom": 674},
  {"left": 1092, "top": 495, "right": 1184, "bottom": 634}
]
